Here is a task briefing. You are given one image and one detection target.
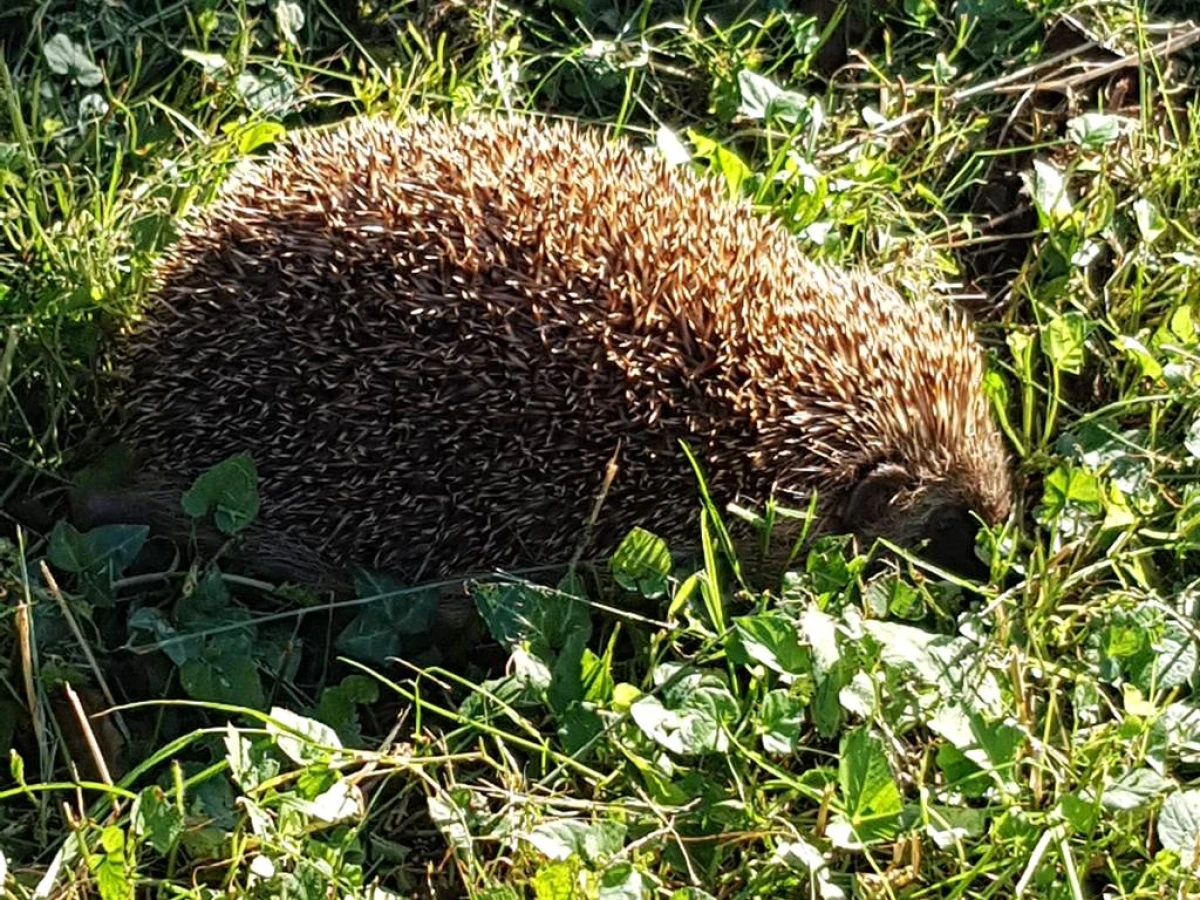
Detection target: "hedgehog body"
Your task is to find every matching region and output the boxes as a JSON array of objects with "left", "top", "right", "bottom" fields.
[{"left": 111, "top": 115, "right": 1011, "bottom": 584}]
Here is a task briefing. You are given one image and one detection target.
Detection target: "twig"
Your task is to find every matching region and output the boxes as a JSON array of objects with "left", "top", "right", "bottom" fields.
[
  {"left": 41, "top": 562, "right": 133, "bottom": 743},
  {"left": 63, "top": 684, "right": 115, "bottom": 791},
  {"left": 820, "top": 23, "right": 1200, "bottom": 159},
  {"left": 1034, "top": 24, "right": 1200, "bottom": 93}
]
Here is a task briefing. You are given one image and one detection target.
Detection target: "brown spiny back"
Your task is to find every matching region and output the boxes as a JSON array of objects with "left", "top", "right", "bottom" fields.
[{"left": 114, "top": 115, "right": 1011, "bottom": 582}]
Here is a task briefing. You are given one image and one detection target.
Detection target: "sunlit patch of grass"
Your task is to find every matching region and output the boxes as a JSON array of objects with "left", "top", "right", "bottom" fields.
[{"left": 5, "top": 0, "right": 1200, "bottom": 897}]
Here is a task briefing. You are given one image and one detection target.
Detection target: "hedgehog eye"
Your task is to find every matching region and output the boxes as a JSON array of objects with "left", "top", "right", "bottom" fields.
[{"left": 842, "top": 463, "right": 913, "bottom": 531}]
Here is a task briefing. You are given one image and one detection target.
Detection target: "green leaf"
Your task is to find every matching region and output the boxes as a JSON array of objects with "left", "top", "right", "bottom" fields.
[
  {"left": 736, "top": 70, "right": 817, "bottom": 126},
  {"left": 1159, "top": 789, "right": 1200, "bottom": 868},
  {"left": 1057, "top": 791, "right": 1098, "bottom": 834},
  {"left": 800, "top": 603, "right": 841, "bottom": 673},
  {"left": 44, "top": 34, "right": 104, "bottom": 86},
  {"left": 237, "top": 121, "right": 286, "bottom": 154},
  {"left": 90, "top": 825, "right": 130, "bottom": 900},
  {"left": 181, "top": 453, "right": 260, "bottom": 535},
  {"left": 532, "top": 860, "right": 578, "bottom": 900},
  {"left": 548, "top": 628, "right": 590, "bottom": 713},
  {"left": 1101, "top": 768, "right": 1174, "bottom": 811},
  {"left": 805, "top": 535, "right": 860, "bottom": 596},
  {"left": 863, "top": 575, "right": 926, "bottom": 621},
  {"left": 268, "top": 707, "right": 344, "bottom": 765},
  {"left": 131, "top": 786, "right": 184, "bottom": 855},
  {"left": 472, "top": 580, "right": 591, "bottom": 655},
  {"left": 1066, "top": 113, "right": 1129, "bottom": 149},
  {"left": 224, "top": 726, "right": 281, "bottom": 792},
  {"left": 928, "top": 705, "right": 1023, "bottom": 794},
  {"left": 610, "top": 527, "right": 672, "bottom": 599},
  {"left": 273, "top": 0, "right": 305, "bottom": 45},
  {"left": 688, "top": 130, "right": 752, "bottom": 198},
  {"left": 630, "top": 665, "right": 738, "bottom": 756},
  {"left": 558, "top": 702, "right": 604, "bottom": 756},
  {"left": 655, "top": 127, "right": 691, "bottom": 166},
  {"left": 234, "top": 67, "right": 296, "bottom": 114},
  {"left": 48, "top": 522, "right": 148, "bottom": 576},
  {"left": 1113, "top": 335, "right": 1163, "bottom": 380},
  {"left": 307, "top": 779, "right": 363, "bottom": 823},
  {"left": 1024, "top": 157, "right": 1073, "bottom": 224},
  {"left": 1037, "top": 464, "right": 1103, "bottom": 535},
  {"left": 180, "top": 48, "right": 227, "bottom": 72},
  {"left": 180, "top": 651, "right": 265, "bottom": 709},
  {"left": 924, "top": 805, "right": 987, "bottom": 849},
  {"left": 335, "top": 570, "right": 439, "bottom": 665},
  {"left": 1186, "top": 418, "right": 1200, "bottom": 459},
  {"left": 759, "top": 689, "right": 804, "bottom": 755},
  {"left": 314, "top": 675, "right": 379, "bottom": 746},
  {"left": 1133, "top": 198, "right": 1167, "bottom": 244},
  {"left": 1043, "top": 311, "right": 1091, "bottom": 374},
  {"left": 904, "top": 0, "right": 938, "bottom": 26},
  {"left": 1141, "top": 622, "right": 1198, "bottom": 692},
  {"left": 525, "top": 819, "right": 626, "bottom": 863},
  {"left": 727, "top": 613, "right": 811, "bottom": 677},
  {"left": 478, "top": 889, "right": 522, "bottom": 900},
  {"left": 835, "top": 727, "right": 902, "bottom": 845},
  {"left": 428, "top": 788, "right": 488, "bottom": 852},
  {"left": 598, "top": 862, "right": 643, "bottom": 900},
  {"left": 935, "top": 742, "right": 991, "bottom": 799}
]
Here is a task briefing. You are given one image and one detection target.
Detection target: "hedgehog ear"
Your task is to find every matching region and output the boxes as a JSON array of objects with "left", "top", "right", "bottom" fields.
[{"left": 843, "top": 463, "right": 913, "bottom": 531}]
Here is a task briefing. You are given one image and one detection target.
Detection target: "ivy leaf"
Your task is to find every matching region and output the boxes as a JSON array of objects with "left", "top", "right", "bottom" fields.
[
  {"left": 180, "top": 650, "right": 265, "bottom": 709},
  {"left": 335, "top": 570, "right": 439, "bottom": 665},
  {"left": 44, "top": 34, "right": 104, "bottom": 86},
  {"left": 131, "top": 787, "right": 184, "bottom": 855},
  {"left": 48, "top": 522, "right": 148, "bottom": 576},
  {"left": 181, "top": 453, "right": 260, "bottom": 534}
]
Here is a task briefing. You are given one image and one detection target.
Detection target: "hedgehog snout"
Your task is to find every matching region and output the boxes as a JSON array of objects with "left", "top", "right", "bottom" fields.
[
  {"left": 840, "top": 462, "right": 997, "bottom": 580},
  {"left": 912, "top": 505, "right": 991, "bottom": 581}
]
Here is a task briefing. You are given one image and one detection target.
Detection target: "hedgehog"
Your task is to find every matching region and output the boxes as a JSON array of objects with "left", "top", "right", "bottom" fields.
[{"left": 93, "top": 114, "right": 1012, "bottom": 589}]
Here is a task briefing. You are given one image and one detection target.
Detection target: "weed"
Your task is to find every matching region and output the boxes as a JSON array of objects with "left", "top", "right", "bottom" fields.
[{"left": 5, "top": 0, "right": 1200, "bottom": 897}]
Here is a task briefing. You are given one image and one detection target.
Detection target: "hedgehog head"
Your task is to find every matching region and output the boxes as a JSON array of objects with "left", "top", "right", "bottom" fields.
[
  {"left": 755, "top": 271, "right": 1014, "bottom": 578},
  {"left": 836, "top": 439, "right": 1012, "bottom": 577}
]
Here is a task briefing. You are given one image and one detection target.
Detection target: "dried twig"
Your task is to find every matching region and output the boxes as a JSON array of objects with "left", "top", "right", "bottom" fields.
[{"left": 820, "top": 22, "right": 1200, "bottom": 159}]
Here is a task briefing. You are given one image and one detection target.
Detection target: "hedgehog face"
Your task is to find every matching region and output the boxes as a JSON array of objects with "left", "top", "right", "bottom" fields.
[{"left": 839, "top": 457, "right": 1012, "bottom": 579}]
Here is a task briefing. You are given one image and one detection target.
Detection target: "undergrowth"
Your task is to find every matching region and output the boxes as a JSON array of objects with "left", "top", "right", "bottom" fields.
[{"left": 4, "top": 0, "right": 1200, "bottom": 897}]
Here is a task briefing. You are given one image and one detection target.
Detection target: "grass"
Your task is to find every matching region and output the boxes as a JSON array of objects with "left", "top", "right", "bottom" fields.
[{"left": 3, "top": 0, "right": 1200, "bottom": 896}]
